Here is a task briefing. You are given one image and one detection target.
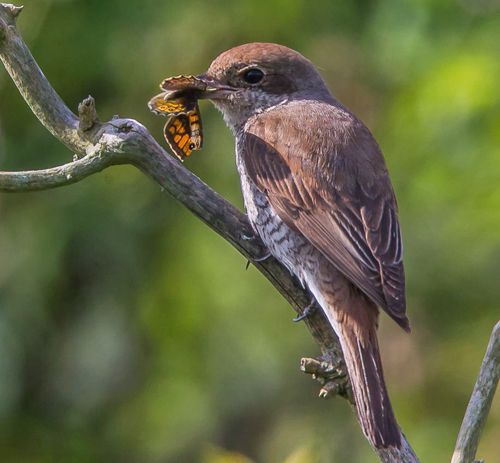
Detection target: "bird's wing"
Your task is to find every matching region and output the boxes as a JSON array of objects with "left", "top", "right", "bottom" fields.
[{"left": 242, "top": 102, "right": 408, "bottom": 330}]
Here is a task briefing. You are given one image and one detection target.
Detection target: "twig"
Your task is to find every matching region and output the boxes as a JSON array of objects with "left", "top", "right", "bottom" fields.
[
  {"left": 451, "top": 321, "right": 500, "bottom": 463},
  {"left": 0, "top": 147, "right": 113, "bottom": 191},
  {"left": 0, "top": 3, "right": 422, "bottom": 461}
]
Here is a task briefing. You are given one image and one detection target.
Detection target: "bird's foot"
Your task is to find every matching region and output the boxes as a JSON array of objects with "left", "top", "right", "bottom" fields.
[
  {"left": 301, "top": 352, "right": 352, "bottom": 401},
  {"left": 241, "top": 233, "right": 272, "bottom": 269},
  {"left": 293, "top": 300, "right": 318, "bottom": 322}
]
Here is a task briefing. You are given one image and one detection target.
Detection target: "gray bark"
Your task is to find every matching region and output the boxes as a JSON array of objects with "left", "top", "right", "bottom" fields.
[
  {"left": 1, "top": 3, "right": 497, "bottom": 462},
  {"left": 451, "top": 322, "right": 500, "bottom": 463}
]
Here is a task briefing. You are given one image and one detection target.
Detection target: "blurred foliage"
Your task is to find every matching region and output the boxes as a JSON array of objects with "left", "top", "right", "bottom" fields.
[
  {"left": 203, "top": 445, "right": 256, "bottom": 463},
  {"left": 0, "top": 0, "right": 499, "bottom": 462}
]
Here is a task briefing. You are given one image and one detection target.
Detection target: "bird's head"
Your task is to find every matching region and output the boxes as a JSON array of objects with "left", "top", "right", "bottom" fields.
[{"left": 194, "top": 43, "right": 332, "bottom": 130}]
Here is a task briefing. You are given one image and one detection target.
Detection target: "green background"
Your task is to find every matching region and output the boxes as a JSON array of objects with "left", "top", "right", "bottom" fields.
[{"left": 0, "top": 0, "right": 499, "bottom": 462}]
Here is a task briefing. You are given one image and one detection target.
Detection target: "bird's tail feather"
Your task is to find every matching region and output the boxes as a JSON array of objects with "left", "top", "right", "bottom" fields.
[{"left": 336, "top": 320, "right": 402, "bottom": 449}]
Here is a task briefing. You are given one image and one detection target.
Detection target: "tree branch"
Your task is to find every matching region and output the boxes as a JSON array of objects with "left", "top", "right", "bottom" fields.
[
  {"left": 0, "top": 142, "right": 113, "bottom": 192},
  {"left": 451, "top": 321, "right": 500, "bottom": 463},
  {"left": 0, "top": 3, "right": 425, "bottom": 461}
]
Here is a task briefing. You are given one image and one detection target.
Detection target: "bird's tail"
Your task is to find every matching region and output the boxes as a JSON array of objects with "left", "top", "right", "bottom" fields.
[{"left": 335, "top": 315, "right": 402, "bottom": 449}]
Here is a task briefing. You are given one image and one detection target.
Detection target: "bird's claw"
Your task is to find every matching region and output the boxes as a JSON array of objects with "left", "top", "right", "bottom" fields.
[
  {"left": 293, "top": 301, "right": 317, "bottom": 322},
  {"left": 253, "top": 251, "right": 272, "bottom": 262},
  {"left": 319, "top": 381, "right": 341, "bottom": 398},
  {"left": 245, "top": 251, "right": 272, "bottom": 270}
]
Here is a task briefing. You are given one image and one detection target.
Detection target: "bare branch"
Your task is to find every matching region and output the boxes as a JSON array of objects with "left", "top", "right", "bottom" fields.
[
  {"left": 0, "top": 3, "right": 88, "bottom": 152},
  {"left": 451, "top": 321, "right": 500, "bottom": 463},
  {"left": 0, "top": 153, "right": 112, "bottom": 192},
  {"left": 0, "top": 3, "right": 427, "bottom": 461}
]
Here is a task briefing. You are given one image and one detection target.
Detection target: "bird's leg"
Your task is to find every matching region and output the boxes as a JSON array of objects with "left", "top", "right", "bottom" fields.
[
  {"left": 242, "top": 233, "right": 273, "bottom": 269},
  {"left": 293, "top": 299, "right": 318, "bottom": 322},
  {"left": 295, "top": 300, "right": 351, "bottom": 399},
  {"left": 301, "top": 350, "right": 352, "bottom": 401}
]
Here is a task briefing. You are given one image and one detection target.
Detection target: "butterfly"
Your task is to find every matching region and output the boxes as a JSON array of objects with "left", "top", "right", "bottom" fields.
[{"left": 149, "top": 82, "right": 203, "bottom": 161}]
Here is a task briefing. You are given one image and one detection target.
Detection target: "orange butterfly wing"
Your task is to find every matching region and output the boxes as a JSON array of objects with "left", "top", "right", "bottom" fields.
[
  {"left": 164, "top": 104, "right": 203, "bottom": 161},
  {"left": 148, "top": 93, "right": 196, "bottom": 116}
]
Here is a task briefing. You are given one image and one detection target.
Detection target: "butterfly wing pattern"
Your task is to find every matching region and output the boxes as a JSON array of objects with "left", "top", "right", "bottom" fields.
[
  {"left": 148, "top": 75, "right": 205, "bottom": 162},
  {"left": 148, "top": 93, "right": 196, "bottom": 116},
  {"left": 164, "top": 105, "right": 203, "bottom": 161}
]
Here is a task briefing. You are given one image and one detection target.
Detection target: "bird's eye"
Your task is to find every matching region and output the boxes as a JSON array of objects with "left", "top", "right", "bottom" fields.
[{"left": 242, "top": 69, "right": 264, "bottom": 84}]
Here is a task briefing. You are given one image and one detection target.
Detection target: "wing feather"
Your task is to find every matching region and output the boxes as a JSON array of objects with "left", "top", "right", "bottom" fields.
[{"left": 242, "top": 102, "right": 409, "bottom": 330}]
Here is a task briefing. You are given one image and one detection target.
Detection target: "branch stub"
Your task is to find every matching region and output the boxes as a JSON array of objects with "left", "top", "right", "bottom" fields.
[{"left": 78, "top": 95, "right": 100, "bottom": 132}]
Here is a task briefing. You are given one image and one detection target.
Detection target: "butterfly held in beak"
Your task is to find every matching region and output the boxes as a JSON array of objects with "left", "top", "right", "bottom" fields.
[{"left": 148, "top": 75, "right": 205, "bottom": 161}]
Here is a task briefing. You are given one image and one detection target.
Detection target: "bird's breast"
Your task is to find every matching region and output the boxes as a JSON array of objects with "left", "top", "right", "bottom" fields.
[{"left": 235, "top": 141, "right": 315, "bottom": 284}]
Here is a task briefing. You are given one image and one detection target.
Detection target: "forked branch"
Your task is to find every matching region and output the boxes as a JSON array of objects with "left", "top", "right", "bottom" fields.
[{"left": 2, "top": 3, "right": 496, "bottom": 462}]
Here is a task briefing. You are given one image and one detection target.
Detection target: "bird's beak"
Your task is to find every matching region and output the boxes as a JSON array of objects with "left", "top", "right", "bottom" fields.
[
  {"left": 159, "top": 74, "right": 236, "bottom": 100},
  {"left": 194, "top": 74, "right": 236, "bottom": 100}
]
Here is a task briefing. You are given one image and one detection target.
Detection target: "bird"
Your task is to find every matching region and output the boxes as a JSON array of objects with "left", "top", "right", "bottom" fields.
[{"left": 180, "top": 42, "right": 410, "bottom": 449}]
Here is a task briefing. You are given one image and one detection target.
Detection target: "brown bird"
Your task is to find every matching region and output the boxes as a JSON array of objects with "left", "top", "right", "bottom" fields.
[{"left": 180, "top": 43, "right": 410, "bottom": 449}]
